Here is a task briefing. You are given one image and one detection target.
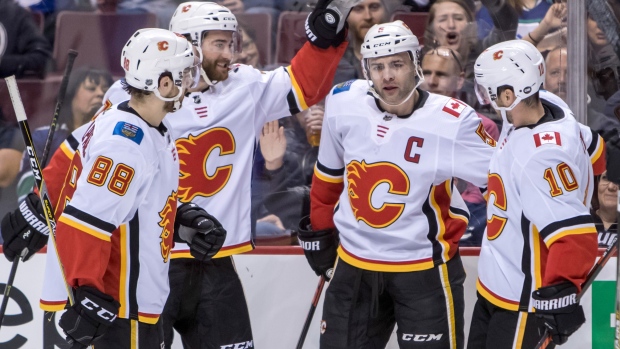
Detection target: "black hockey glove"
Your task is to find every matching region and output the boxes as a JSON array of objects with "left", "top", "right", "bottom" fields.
[
  {"left": 1, "top": 193, "right": 49, "bottom": 262},
  {"left": 532, "top": 282, "right": 585, "bottom": 345},
  {"left": 297, "top": 215, "right": 338, "bottom": 281},
  {"left": 59, "top": 286, "right": 120, "bottom": 347},
  {"left": 175, "top": 203, "right": 227, "bottom": 261},
  {"left": 305, "top": 0, "right": 359, "bottom": 48},
  {"left": 607, "top": 130, "right": 620, "bottom": 185}
]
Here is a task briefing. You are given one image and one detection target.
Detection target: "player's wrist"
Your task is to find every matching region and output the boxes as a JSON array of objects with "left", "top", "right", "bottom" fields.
[{"left": 264, "top": 157, "right": 284, "bottom": 171}]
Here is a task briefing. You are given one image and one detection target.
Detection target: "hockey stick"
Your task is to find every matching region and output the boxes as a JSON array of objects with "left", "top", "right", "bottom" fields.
[
  {"left": 535, "top": 234, "right": 619, "bottom": 349},
  {"left": 0, "top": 50, "right": 77, "bottom": 330},
  {"left": 3, "top": 77, "right": 85, "bottom": 349},
  {"left": 296, "top": 276, "right": 326, "bottom": 349},
  {"left": 40, "top": 49, "right": 78, "bottom": 168},
  {"left": 0, "top": 257, "right": 20, "bottom": 329}
]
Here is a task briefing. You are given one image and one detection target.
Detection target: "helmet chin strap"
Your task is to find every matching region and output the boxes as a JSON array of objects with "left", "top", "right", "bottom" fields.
[
  {"left": 491, "top": 96, "right": 521, "bottom": 124},
  {"left": 154, "top": 86, "right": 184, "bottom": 112},
  {"left": 200, "top": 67, "right": 218, "bottom": 86}
]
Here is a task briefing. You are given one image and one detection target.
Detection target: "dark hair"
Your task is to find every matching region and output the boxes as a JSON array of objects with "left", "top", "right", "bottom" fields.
[{"left": 60, "top": 67, "right": 113, "bottom": 130}]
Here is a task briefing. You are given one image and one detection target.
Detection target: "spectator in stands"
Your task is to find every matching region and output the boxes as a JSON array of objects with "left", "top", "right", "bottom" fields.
[
  {"left": 477, "top": 0, "right": 563, "bottom": 42},
  {"left": 544, "top": 45, "right": 620, "bottom": 135},
  {"left": 18, "top": 0, "right": 95, "bottom": 48},
  {"left": 519, "top": 2, "right": 567, "bottom": 51},
  {"left": 587, "top": 15, "right": 620, "bottom": 102},
  {"left": 16, "top": 67, "right": 113, "bottom": 201},
  {"left": 236, "top": 22, "right": 261, "bottom": 68},
  {"left": 0, "top": 0, "right": 51, "bottom": 78},
  {"left": 419, "top": 47, "right": 499, "bottom": 246},
  {"left": 423, "top": 0, "right": 517, "bottom": 79},
  {"left": 591, "top": 171, "right": 618, "bottom": 247},
  {"left": 0, "top": 122, "right": 24, "bottom": 188},
  {"left": 334, "top": 0, "right": 388, "bottom": 84}
]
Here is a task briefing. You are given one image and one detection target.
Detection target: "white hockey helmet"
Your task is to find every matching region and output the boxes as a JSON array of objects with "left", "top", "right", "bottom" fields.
[
  {"left": 360, "top": 20, "right": 424, "bottom": 106},
  {"left": 474, "top": 40, "right": 545, "bottom": 111},
  {"left": 121, "top": 28, "right": 200, "bottom": 108},
  {"left": 169, "top": 2, "right": 238, "bottom": 48}
]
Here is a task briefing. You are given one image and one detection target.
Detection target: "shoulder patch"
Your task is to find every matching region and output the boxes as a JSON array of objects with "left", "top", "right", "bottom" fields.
[
  {"left": 442, "top": 99, "right": 467, "bottom": 117},
  {"left": 113, "top": 122, "right": 144, "bottom": 145},
  {"left": 333, "top": 80, "right": 355, "bottom": 95},
  {"left": 533, "top": 132, "right": 562, "bottom": 147}
]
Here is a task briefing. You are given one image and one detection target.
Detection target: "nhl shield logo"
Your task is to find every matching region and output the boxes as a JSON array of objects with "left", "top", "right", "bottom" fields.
[{"left": 193, "top": 95, "right": 201, "bottom": 104}]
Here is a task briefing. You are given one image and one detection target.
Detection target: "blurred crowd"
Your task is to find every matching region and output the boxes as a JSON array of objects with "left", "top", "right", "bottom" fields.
[{"left": 0, "top": 0, "right": 618, "bottom": 246}]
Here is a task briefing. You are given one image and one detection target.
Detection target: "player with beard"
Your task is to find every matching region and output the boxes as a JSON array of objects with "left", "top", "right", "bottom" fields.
[
  {"left": 298, "top": 21, "right": 495, "bottom": 349},
  {"left": 163, "top": 1, "right": 354, "bottom": 347},
  {"left": 30, "top": 1, "right": 355, "bottom": 346},
  {"left": 48, "top": 28, "right": 200, "bottom": 348}
]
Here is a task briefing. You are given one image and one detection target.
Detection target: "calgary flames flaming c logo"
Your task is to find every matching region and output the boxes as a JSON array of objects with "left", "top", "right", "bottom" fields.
[
  {"left": 159, "top": 191, "right": 178, "bottom": 263},
  {"left": 347, "top": 160, "right": 410, "bottom": 228},
  {"left": 176, "top": 128, "right": 236, "bottom": 203}
]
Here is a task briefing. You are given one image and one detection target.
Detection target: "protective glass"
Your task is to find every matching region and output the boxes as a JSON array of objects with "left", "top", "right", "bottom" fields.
[{"left": 474, "top": 79, "right": 492, "bottom": 106}]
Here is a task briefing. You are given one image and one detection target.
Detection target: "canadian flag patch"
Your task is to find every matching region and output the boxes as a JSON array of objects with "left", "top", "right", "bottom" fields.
[
  {"left": 442, "top": 99, "right": 467, "bottom": 117},
  {"left": 533, "top": 132, "right": 562, "bottom": 147}
]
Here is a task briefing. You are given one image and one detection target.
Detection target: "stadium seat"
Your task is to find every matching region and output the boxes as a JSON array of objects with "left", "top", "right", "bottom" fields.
[
  {"left": 391, "top": 12, "right": 429, "bottom": 45},
  {"left": 53, "top": 12, "right": 158, "bottom": 76},
  {"left": 236, "top": 13, "right": 273, "bottom": 67},
  {"left": 0, "top": 76, "right": 63, "bottom": 129},
  {"left": 275, "top": 12, "right": 309, "bottom": 65}
]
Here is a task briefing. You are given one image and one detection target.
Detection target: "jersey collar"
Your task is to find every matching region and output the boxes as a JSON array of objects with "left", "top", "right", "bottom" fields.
[
  {"left": 515, "top": 98, "right": 566, "bottom": 130},
  {"left": 370, "top": 88, "right": 429, "bottom": 119},
  {"left": 118, "top": 101, "right": 168, "bottom": 136}
]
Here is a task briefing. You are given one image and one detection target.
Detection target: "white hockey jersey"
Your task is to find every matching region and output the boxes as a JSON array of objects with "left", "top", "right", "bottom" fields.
[
  {"left": 477, "top": 98, "right": 598, "bottom": 312},
  {"left": 168, "top": 64, "right": 306, "bottom": 258},
  {"left": 310, "top": 80, "right": 496, "bottom": 272},
  {"left": 54, "top": 102, "right": 179, "bottom": 323}
]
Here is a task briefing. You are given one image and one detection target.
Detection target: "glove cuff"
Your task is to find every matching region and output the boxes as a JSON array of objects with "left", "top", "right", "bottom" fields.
[{"left": 533, "top": 282, "right": 579, "bottom": 314}]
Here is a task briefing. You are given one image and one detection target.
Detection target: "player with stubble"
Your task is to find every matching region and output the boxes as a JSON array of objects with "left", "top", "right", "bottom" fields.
[{"left": 297, "top": 20, "right": 496, "bottom": 349}]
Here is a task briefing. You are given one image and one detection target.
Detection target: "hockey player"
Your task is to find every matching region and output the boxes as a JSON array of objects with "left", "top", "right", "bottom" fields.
[
  {"left": 153, "top": 1, "right": 353, "bottom": 347},
  {"left": 52, "top": 29, "right": 203, "bottom": 348},
  {"left": 297, "top": 21, "right": 496, "bottom": 349},
  {"left": 468, "top": 40, "right": 599, "bottom": 348},
  {"left": 3, "top": 0, "right": 353, "bottom": 346}
]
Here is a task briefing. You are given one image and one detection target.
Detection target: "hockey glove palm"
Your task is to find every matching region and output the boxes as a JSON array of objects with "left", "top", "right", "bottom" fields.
[
  {"left": 305, "top": 0, "right": 359, "bottom": 48},
  {"left": 298, "top": 215, "right": 338, "bottom": 281},
  {"left": 59, "top": 286, "right": 120, "bottom": 347},
  {"left": 607, "top": 129, "right": 620, "bottom": 185},
  {"left": 175, "top": 203, "right": 227, "bottom": 261},
  {"left": 1, "top": 193, "right": 49, "bottom": 262},
  {"left": 532, "top": 282, "right": 585, "bottom": 345}
]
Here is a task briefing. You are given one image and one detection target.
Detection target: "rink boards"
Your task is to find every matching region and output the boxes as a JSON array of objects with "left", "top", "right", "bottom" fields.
[{"left": 0, "top": 247, "right": 616, "bottom": 348}]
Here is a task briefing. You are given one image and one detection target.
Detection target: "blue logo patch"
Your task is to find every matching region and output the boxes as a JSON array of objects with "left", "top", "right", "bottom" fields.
[
  {"left": 113, "top": 122, "right": 144, "bottom": 145},
  {"left": 333, "top": 80, "right": 355, "bottom": 95}
]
